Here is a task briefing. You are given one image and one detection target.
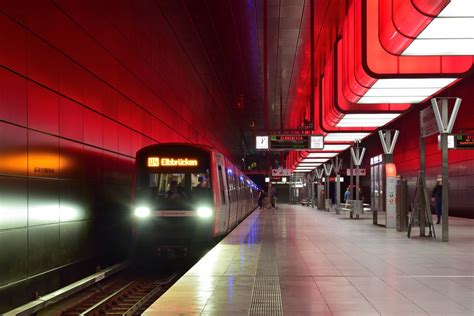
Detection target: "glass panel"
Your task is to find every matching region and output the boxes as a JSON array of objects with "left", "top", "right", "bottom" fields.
[{"left": 135, "top": 171, "right": 211, "bottom": 210}]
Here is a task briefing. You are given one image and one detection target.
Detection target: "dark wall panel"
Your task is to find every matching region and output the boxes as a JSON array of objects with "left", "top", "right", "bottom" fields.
[
  {"left": 0, "top": 123, "right": 27, "bottom": 177},
  {"left": 0, "top": 229, "right": 27, "bottom": 288}
]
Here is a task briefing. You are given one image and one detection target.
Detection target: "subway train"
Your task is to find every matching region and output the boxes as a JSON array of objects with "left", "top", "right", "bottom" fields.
[{"left": 131, "top": 143, "right": 259, "bottom": 255}]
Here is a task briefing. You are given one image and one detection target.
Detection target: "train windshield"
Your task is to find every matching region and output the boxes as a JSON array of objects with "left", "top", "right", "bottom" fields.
[{"left": 138, "top": 171, "right": 212, "bottom": 210}]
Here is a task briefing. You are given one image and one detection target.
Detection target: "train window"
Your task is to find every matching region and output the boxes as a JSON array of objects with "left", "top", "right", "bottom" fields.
[
  {"left": 142, "top": 171, "right": 212, "bottom": 210},
  {"left": 218, "top": 165, "right": 226, "bottom": 204}
]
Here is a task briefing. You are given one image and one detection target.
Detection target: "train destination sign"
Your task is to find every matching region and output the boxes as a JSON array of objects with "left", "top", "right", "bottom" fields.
[
  {"left": 455, "top": 134, "right": 474, "bottom": 149},
  {"left": 147, "top": 157, "right": 198, "bottom": 167},
  {"left": 271, "top": 135, "right": 308, "bottom": 150}
]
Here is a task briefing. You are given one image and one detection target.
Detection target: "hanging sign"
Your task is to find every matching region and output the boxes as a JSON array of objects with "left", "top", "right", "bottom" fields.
[{"left": 420, "top": 106, "right": 439, "bottom": 138}]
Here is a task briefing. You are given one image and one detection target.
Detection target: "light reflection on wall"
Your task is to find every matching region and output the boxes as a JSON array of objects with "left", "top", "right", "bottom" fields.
[
  {"left": 0, "top": 152, "right": 72, "bottom": 175},
  {"left": 60, "top": 204, "right": 84, "bottom": 222},
  {"left": 29, "top": 205, "right": 60, "bottom": 223}
]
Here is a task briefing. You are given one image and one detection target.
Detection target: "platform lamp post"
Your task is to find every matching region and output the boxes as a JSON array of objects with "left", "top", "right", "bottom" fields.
[
  {"left": 431, "top": 97, "right": 461, "bottom": 242},
  {"left": 315, "top": 168, "right": 324, "bottom": 210},
  {"left": 309, "top": 171, "right": 316, "bottom": 208},
  {"left": 378, "top": 130, "right": 400, "bottom": 228},
  {"left": 350, "top": 140, "right": 366, "bottom": 219},
  {"left": 323, "top": 161, "right": 334, "bottom": 212},
  {"left": 334, "top": 157, "right": 343, "bottom": 215}
]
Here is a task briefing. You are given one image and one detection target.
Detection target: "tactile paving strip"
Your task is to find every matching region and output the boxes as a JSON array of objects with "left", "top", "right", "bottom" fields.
[{"left": 249, "top": 212, "right": 283, "bottom": 315}]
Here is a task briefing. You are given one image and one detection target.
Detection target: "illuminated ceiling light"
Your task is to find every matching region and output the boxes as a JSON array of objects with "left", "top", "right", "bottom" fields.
[
  {"left": 339, "top": 0, "right": 471, "bottom": 108},
  {"left": 437, "top": 1, "right": 474, "bottom": 17},
  {"left": 294, "top": 170, "right": 311, "bottom": 173},
  {"left": 301, "top": 158, "right": 328, "bottom": 163},
  {"left": 336, "top": 113, "right": 400, "bottom": 128},
  {"left": 377, "top": 0, "right": 474, "bottom": 56},
  {"left": 403, "top": 4, "right": 474, "bottom": 55},
  {"left": 358, "top": 79, "right": 459, "bottom": 104},
  {"left": 324, "top": 133, "right": 370, "bottom": 142},
  {"left": 307, "top": 152, "right": 338, "bottom": 158},
  {"left": 298, "top": 163, "right": 321, "bottom": 167},
  {"left": 403, "top": 39, "right": 474, "bottom": 56},
  {"left": 371, "top": 78, "right": 458, "bottom": 89},
  {"left": 321, "top": 144, "right": 350, "bottom": 151}
]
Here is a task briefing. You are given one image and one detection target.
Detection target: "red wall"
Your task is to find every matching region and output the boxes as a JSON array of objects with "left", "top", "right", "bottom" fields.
[{"left": 0, "top": 1, "right": 234, "bottom": 311}]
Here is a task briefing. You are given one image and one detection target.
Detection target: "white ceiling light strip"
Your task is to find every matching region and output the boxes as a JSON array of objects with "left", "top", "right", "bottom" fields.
[
  {"left": 357, "top": 78, "right": 458, "bottom": 104},
  {"left": 336, "top": 113, "right": 400, "bottom": 127},
  {"left": 307, "top": 152, "right": 339, "bottom": 158},
  {"left": 324, "top": 133, "right": 370, "bottom": 142},
  {"left": 402, "top": 1, "right": 474, "bottom": 55},
  {"left": 301, "top": 158, "right": 328, "bottom": 163}
]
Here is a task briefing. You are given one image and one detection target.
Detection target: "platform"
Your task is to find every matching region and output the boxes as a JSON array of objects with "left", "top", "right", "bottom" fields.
[{"left": 144, "top": 205, "right": 474, "bottom": 315}]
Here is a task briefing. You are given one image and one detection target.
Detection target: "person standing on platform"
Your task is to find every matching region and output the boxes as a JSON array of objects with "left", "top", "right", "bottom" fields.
[
  {"left": 344, "top": 187, "right": 351, "bottom": 204},
  {"left": 270, "top": 186, "right": 278, "bottom": 209},
  {"left": 432, "top": 177, "right": 442, "bottom": 224},
  {"left": 257, "top": 189, "right": 265, "bottom": 209}
]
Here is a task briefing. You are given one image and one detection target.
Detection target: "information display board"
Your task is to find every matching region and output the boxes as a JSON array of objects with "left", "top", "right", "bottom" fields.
[
  {"left": 270, "top": 135, "right": 308, "bottom": 150},
  {"left": 256, "top": 134, "right": 324, "bottom": 151},
  {"left": 455, "top": 134, "right": 474, "bottom": 149}
]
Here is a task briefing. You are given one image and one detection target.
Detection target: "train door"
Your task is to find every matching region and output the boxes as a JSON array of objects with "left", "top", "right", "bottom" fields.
[
  {"left": 216, "top": 155, "right": 230, "bottom": 233},
  {"left": 236, "top": 172, "right": 243, "bottom": 221},
  {"left": 225, "top": 164, "right": 238, "bottom": 229}
]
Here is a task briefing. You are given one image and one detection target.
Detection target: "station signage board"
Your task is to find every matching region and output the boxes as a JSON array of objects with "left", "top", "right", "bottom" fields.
[
  {"left": 271, "top": 168, "right": 291, "bottom": 176},
  {"left": 346, "top": 168, "right": 366, "bottom": 176},
  {"left": 420, "top": 106, "right": 439, "bottom": 138},
  {"left": 455, "top": 134, "right": 474, "bottom": 149},
  {"left": 256, "top": 134, "right": 324, "bottom": 151},
  {"left": 270, "top": 135, "right": 309, "bottom": 150}
]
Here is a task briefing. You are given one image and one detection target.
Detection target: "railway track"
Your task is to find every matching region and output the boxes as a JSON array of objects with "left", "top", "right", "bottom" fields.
[{"left": 61, "top": 273, "right": 178, "bottom": 315}]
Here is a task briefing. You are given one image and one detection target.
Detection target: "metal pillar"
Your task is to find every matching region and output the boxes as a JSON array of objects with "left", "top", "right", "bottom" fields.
[
  {"left": 315, "top": 168, "right": 324, "bottom": 210},
  {"left": 323, "top": 162, "right": 334, "bottom": 211},
  {"left": 350, "top": 141, "right": 366, "bottom": 218},
  {"left": 334, "top": 157, "right": 343, "bottom": 214},
  {"left": 378, "top": 130, "right": 400, "bottom": 229},
  {"left": 431, "top": 97, "right": 461, "bottom": 242}
]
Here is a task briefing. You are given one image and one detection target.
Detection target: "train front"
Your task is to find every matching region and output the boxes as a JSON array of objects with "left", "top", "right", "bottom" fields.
[{"left": 132, "top": 145, "right": 214, "bottom": 255}]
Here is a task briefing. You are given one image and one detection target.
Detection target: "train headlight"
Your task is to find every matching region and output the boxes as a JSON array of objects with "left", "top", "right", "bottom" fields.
[
  {"left": 197, "top": 206, "right": 212, "bottom": 218},
  {"left": 134, "top": 207, "right": 150, "bottom": 218}
]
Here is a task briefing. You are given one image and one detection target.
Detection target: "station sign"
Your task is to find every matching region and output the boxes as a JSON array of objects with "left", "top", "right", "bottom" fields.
[
  {"left": 455, "top": 134, "right": 474, "bottom": 149},
  {"left": 256, "top": 134, "right": 324, "bottom": 151},
  {"left": 420, "top": 106, "right": 438, "bottom": 138},
  {"left": 272, "top": 168, "right": 291, "bottom": 176},
  {"left": 271, "top": 135, "right": 308, "bottom": 150},
  {"left": 147, "top": 157, "right": 198, "bottom": 167},
  {"left": 346, "top": 168, "right": 366, "bottom": 176}
]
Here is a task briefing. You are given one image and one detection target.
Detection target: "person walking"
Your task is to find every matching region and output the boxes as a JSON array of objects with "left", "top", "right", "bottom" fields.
[
  {"left": 344, "top": 187, "right": 351, "bottom": 204},
  {"left": 258, "top": 189, "right": 265, "bottom": 209},
  {"left": 432, "top": 177, "right": 442, "bottom": 224}
]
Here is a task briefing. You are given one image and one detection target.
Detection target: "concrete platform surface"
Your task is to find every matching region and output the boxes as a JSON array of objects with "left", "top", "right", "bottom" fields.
[{"left": 144, "top": 205, "right": 474, "bottom": 315}]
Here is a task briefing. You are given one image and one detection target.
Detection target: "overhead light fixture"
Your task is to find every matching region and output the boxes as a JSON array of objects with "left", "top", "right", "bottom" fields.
[
  {"left": 377, "top": 0, "right": 474, "bottom": 56},
  {"left": 301, "top": 158, "right": 328, "bottom": 163},
  {"left": 336, "top": 113, "right": 400, "bottom": 127},
  {"left": 298, "top": 163, "right": 321, "bottom": 167},
  {"left": 306, "top": 152, "right": 338, "bottom": 158},
  {"left": 337, "top": 0, "right": 470, "bottom": 108},
  {"left": 324, "top": 133, "right": 370, "bottom": 142},
  {"left": 321, "top": 144, "right": 350, "bottom": 151}
]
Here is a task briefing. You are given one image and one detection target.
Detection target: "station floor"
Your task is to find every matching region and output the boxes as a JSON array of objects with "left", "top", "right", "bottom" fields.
[{"left": 144, "top": 205, "right": 474, "bottom": 315}]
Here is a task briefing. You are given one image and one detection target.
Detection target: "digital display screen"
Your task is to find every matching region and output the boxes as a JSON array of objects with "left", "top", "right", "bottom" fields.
[
  {"left": 270, "top": 135, "right": 309, "bottom": 150},
  {"left": 147, "top": 157, "right": 199, "bottom": 167},
  {"left": 455, "top": 134, "right": 474, "bottom": 149}
]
